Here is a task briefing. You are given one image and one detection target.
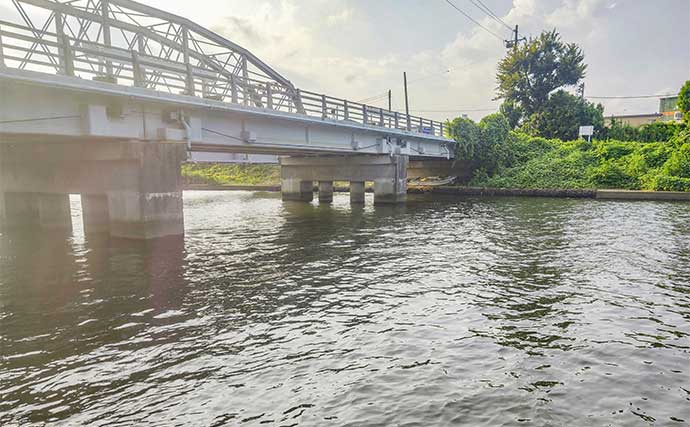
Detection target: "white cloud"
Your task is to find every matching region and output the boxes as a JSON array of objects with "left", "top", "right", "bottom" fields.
[{"left": 326, "top": 8, "right": 353, "bottom": 26}]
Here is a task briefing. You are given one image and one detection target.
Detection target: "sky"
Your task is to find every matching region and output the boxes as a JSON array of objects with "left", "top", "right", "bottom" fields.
[{"left": 2, "top": 0, "right": 688, "bottom": 121}]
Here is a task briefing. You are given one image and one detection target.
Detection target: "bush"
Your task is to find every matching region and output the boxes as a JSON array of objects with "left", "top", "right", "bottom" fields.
[{"left": 466, "top": 129, "right": 690, "bottom": 191}]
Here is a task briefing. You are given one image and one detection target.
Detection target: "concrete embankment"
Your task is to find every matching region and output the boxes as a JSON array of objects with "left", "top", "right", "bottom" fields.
[
  {"left": 184, "top": 184, "right": 689, "bottom": 201},
  {"left": 595, "top": 189, "right": 690, "bottom": 201}
]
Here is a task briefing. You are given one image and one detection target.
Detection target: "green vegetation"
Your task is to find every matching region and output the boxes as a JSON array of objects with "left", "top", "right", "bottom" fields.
[
  {"left": 448, "top": 40, "right": 690, "bottom": 192},
  {"left": 181, "top": 163, "right": 279, "bottom": 185},
  {"left": 495, "top": 30, "right": 606, "bottom": 140},
  {"left": 452, "top": 125, "right": 690, "bottom": 191},
  {"left": 603, "top": 119, "right": 684, "bottom": 142}
]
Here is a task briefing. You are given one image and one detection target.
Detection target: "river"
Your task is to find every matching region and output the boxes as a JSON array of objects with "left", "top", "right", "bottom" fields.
[{"left": 1, "top": 191, "right": 689, "bottom": 426}]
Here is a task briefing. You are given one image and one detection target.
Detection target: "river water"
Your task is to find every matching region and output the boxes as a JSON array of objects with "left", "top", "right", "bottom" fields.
[{"left": 1, "top": 191, "right": 689, "bottom": 426}]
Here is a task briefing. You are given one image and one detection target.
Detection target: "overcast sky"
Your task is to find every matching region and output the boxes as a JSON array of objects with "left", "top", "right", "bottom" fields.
[{"left": 2, "top": 0, "right": 688, "bottom": 121}]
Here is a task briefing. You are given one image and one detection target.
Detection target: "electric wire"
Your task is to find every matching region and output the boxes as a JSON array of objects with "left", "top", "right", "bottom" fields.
[
  {"left": 443, "top": 0, "right": 504, "bottom": 41},
  {"left": 467, "top": 0, "right": 512, "bottom": 31},
  {"left": 586, "top": 93, "right": 676, "bottom": 99}
]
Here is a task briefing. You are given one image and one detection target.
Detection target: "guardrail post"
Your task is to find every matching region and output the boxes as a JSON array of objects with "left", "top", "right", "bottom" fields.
[
  {"left": 419, "top": 117, "right": 423, "bottom": 131},
  {"left": 344, "top": 100, "right": 349, "bottom": 120},
  {"left": 62, "top": 35, "right": 74, "bottom": 77},
  {"left": 182, "top": 26, "right": 194, "bottom": 96},
  {"left": 131, "top": 51, "right": 144, "bottom": 87},
  {"left": 440, "top": 122, "right": 444, "bottom": 137},
  {"left": 230, "top": 75, "right": 238, "bottom": 104},
  {"left": 100, "top": 0, "right": 113, "bottom": 78},
  {"left": 394, "top": 112, "right": 399, "bottom": 129},
  {"left": 55, "top": 12, "right": 66, "bottom": 74},
  {"left": 136, "top": 35, "right": 147, "bottom": 87},
  {"left": 0, "top": 25, "right": 5, "bottom": 68},
  {"left": 266, "top": 82, "right": 273, "bottom": 110},
  {"left": 406, "top": 113, "right": 411, "bottom": 131},
  {"left": 379, "top": 108, "right": 384, "bottom": 127},
  {"left": 363, "top": 105, "right": 368, "bottom": 125}
]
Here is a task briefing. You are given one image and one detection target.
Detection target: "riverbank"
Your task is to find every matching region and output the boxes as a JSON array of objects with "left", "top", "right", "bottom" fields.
[{"left": 184, "top": 184, "right": 690, "bottom": 201}]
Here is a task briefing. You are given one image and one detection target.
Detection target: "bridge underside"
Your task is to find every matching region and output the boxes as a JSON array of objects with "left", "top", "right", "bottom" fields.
[{"left": 0, "top": 73, "right": 457, "bottom": 239}]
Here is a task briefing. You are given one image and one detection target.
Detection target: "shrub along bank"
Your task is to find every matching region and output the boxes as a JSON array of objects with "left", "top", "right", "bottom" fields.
[{"left": 464, "top": 129, "right": 690, "bottom": 191}]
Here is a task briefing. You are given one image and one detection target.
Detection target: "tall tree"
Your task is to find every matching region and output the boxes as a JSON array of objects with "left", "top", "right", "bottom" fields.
[
  {"left": 521, "top": 90, "right": 603, "bottom": 141},
  {"left": 496, "top": 30, "right": 586, "bottom": 119}
]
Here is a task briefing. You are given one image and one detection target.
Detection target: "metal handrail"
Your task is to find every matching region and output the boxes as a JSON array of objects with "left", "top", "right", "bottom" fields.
[{"left": 0, "top": 17, "right": 445, "bottom": 138}]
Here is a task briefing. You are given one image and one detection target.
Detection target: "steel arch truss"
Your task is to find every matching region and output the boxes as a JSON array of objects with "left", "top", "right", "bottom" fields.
[{"left": 2, "top": 0, "right": 305, "bottom": 112}]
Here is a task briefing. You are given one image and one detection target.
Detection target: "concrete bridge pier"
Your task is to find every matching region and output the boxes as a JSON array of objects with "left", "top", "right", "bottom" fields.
[
  {"left": 349, "top": 181, "right": 366, "bottom": 204},
  {"left": 0, "top": 192, "right": 72, "bottom": 231},
  {"left": 0, "top": 141, "right": 186, "bottom": 239},
  {"left": 280, "top": 154, "right": 408, "bottom": 205}
]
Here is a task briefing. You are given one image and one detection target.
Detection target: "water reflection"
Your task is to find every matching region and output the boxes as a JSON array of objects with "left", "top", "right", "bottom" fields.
[{"left": 1, "top": 192, "right": 689, "bottom": 426}]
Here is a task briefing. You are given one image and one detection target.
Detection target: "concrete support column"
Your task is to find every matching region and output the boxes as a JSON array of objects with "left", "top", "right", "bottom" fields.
[
  {"left": 350, "top": 181, "right": 365, "bottom": 204},
  {"left": 281, "top": 178, "right": 314, "bottom": 202},
  {"left": 0, "top": 192, "right": 39, "bottom": 229},
  {"left": 81, "top": 194, "right": 110, "bottom": 234},
  {"left": 0, "top": 193, "right": 6, "bottom": 228},
  {"left": 37, "top": 193, "right": 73, "bottom": 231},
  {"left": 374, "top": 154, "right": 408, "bottom": 205},
  {"left": 318, "top": 181, "right": 334, "bottom": 203},
  {"left": 107, "top": 142, "right": 186, "bottom": 240}
]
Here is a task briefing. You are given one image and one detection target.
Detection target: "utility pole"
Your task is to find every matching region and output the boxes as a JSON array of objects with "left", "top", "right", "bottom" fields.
[
  {"left": 388, "top": 89, "right": 392, "bottom": 111},
  {"left": 505, "top": 24, "right": 526, "bottom": 49},
  {"left": 403, "top": 72, "right": 410, "bottom": 129}
]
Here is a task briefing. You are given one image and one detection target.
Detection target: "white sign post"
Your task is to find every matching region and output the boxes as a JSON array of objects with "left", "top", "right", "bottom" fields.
[{"left": 579, "top": 125, "right": 594, "bottom": 142}]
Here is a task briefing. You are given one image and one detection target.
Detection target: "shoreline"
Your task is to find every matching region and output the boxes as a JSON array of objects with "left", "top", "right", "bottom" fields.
[{"left": 184, "top": 184, "right": 690, "bottom": 201}]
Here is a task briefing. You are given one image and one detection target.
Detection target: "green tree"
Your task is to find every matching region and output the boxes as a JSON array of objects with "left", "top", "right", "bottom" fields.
[
  {"left": 448, "top": 113, "right": 511, "bottom": 175},
  {"left": 499, "top": 100, "right": 523, "bottom": 129},
  {"left": 521, "top": 90, "right": 603, "bottom": 141},
  {"left": 447, "top": 116, "right": 481, "bottom": 160},
  {"left": 496, "top": 30, "right": 586, "bottom": 118},
  {"left": 678, "top": 80, "right": 690, "bottom": 124}
]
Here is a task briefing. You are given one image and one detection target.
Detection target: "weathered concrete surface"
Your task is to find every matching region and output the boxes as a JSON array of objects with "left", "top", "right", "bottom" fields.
[
  {"left": 281, "top": 179, "right": 314, "bottom": 202},
  {"left": 349, "top": 181, "right": 366, "bottom": 204},
  {"left": 407, "top": 159, "right": 473, "bottom": 182},
  {"left": 408, "top": 186, "right": 597, "bottom": 198},
  {"left": 0, "top": 141, "right": 186, "bottom": 239},
  {"left": 596, "top": 189, "right": 690, "bottom": 201},
  {"left": 37, "top": 193, "right": 72, "bottom": 231},
  {"left": 280, "top": 155, "right": 408, "bottom": 204},
  {"left": 0, "top": 192, "right": 40, "bottom": 228},
  {"left": 318, "top": 181, "right": 334, "bottom": 203},
  {"left": 81, "top": 194, "right": 110, "bottom": 234}
]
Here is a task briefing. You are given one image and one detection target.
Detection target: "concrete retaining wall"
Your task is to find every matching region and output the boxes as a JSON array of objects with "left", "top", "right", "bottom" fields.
[{"left": 184, "top": 184, "right": 689, "bottom": 202}]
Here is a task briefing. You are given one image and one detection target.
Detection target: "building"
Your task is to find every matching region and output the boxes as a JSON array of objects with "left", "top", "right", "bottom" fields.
[
  {"left": 604, "top": 113, "right": 662, "bottom": 127},
  {"left": 659, "top": 96, "right": 682, "bottom": 122},
  {"left": 605, "top": 96, "right": 682, "bottom": 127}
]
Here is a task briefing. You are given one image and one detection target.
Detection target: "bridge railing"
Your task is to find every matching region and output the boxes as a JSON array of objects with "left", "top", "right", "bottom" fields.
[{"left": 0, "top": 19, "right": 446, "bottom": 138}]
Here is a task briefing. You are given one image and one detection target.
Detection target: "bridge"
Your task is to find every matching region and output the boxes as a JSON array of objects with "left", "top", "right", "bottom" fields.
[{"left": 0, "top": 0, "right": 457, "bottom": 238}]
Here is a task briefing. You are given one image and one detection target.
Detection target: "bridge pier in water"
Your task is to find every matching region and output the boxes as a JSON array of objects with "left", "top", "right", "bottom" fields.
[
  {"left": 0, "top": 141, "right": 186, "bottom": 239},
  {"left": 280, "top": 155, "right": 408, "bottom": 205}
]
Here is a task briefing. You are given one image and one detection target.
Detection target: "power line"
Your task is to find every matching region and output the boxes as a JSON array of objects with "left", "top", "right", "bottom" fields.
[
  {"left": 410, "top": 107, "right": 498, "bottom": 113},
  {"left": 467, "top": 0, "right": 512, "bottom": 31},
  {"left": 586, "top": 93, "right": 676, "bottom": 99},
  {"left": 443, "top": 0, "right": 504, "bottom": 41}
]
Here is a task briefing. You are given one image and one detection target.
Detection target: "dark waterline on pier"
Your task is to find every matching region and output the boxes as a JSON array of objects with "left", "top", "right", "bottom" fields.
[{"left": 1, "top": 192, "right": 689, "bottom": 426}]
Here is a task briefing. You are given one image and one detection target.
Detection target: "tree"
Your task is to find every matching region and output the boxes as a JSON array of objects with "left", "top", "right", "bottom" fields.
[
  {"left": 496, "top": 30, "right": 586, "bottom": 120},
  {"left": 678, "top": 80, "right": 690, "bottom": 124},
  {"left": 448, "top": 113, "right": 511, "bottom": 174},
  {"left": 521, "top": 90, "right": 603, "bottom": 141}
]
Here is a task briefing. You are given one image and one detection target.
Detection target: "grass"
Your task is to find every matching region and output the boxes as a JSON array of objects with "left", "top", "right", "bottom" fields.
[{"left": 181, "top": 163, "right": 280, "bottom": 186}]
